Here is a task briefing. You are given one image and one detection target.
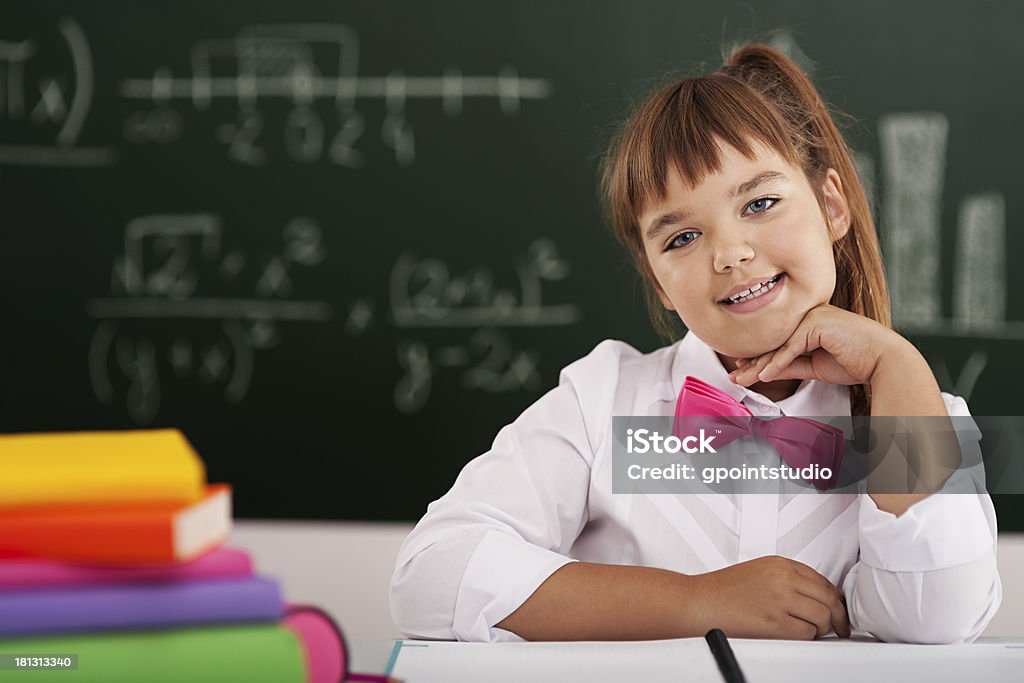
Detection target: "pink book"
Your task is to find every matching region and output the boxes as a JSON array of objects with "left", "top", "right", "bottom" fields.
[
  {"left": 284, "top": 605, "right": 390, "bottom": 683},
  {"left": 0, "top": 546, "right": 251, "bottom": 591}
]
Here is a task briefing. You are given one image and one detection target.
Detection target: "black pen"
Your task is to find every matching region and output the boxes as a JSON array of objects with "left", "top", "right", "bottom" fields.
[{"left": 705, "top": 628, "right": 747, "bottom": 683}]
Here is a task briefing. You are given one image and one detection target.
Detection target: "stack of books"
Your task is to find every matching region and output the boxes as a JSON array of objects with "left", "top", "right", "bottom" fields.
[{"left": 0, "top": 429, "right": 347, "bottom": 683}]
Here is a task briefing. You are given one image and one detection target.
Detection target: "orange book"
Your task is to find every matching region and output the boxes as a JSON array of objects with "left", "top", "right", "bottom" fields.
[{"left": 0, "top": 485, "right": 232, "bottom": 565}]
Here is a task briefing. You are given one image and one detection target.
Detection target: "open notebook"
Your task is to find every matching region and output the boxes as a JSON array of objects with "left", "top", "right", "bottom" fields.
[{"left": 387, "top": 636, "right": 1024, "bottom": 683}]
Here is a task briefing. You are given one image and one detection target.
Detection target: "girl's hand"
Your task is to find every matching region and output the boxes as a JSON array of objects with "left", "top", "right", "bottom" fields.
[
  {"left": 690, "top": 555, "right": 851, "bottom": 640},
  {"left": 728, "top": 304, "right": 911, "bottom": 387}
]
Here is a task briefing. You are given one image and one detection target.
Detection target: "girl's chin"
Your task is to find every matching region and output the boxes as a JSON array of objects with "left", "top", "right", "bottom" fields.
[
  {"left": 718, "top": 315, "right": 801, "bottom": 350},
  {"left": 713, "top": 333, "right": 792, "bottom": 360}
]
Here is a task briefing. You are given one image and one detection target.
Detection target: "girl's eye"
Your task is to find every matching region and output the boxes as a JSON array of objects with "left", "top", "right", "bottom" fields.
[
  {"left": 745, "top": 196, "right": 781, "bottom": 215},
  {"left": 666, "top": 231, "right": 699, "bottom": 251},
  {"left": 664, "top": 197, "right": 781, "bottom": 251}
]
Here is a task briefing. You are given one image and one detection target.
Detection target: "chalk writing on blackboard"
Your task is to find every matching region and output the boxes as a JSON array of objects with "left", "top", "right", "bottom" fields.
[
  {"left": 0, "top": 16, "right": 116, "bottom": 166},
  {"left": 87, "top": 213, "right": 331, "bottom": 423},
  {"left": 119, "top": 23, "right": 553, "bottom": 167},
  {"left": 383, "top": 238, "right": 579, "bottom": 412},
  {"left": 390, "top": 238, "right": 579, "bottom": 328},
  {"left": 876, "top": 112, "right": 1015, "bottom": 340},
  {"left": 852, "top": 113, "right": 1011, "bottom": 400},
  {"left": 931, "top": 349, "right": 989, "bottom": 403},
  {"left": 395, "top": 329, "right": 544, "bottom": 414}
]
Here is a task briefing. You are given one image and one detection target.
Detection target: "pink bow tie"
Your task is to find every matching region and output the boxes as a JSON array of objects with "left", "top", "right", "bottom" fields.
[{"left": 674, "top": 376, "right": 844, "bottom": 490}]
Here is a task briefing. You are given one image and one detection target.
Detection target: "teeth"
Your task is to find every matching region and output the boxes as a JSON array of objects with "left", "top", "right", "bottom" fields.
[{"left": 726, "top": 275, "right": 780, "bottom": 304}]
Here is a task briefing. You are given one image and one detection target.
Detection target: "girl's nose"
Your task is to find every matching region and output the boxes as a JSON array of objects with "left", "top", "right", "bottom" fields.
[{"left": 712, "top": 237, "right": 756, "bottom": 273}]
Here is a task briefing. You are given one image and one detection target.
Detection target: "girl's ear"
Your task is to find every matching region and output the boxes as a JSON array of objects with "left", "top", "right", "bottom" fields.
[
  {"left": 642, "top": 257, "right": 675, "bottom": 310},
  {"left": 657, "top": 286, "right": 674, "bottom": 310},
  {"left": 647, "top": 271, "right": 674, "bottom": 310},
  {"left": 823, "top": 168, "right": 852, "bottom": 241}
]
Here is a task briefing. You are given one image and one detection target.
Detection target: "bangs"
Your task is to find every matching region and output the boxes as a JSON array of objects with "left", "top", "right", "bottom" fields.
[{"left": 610, "top": 74, "right": 805, "bottom": 235}]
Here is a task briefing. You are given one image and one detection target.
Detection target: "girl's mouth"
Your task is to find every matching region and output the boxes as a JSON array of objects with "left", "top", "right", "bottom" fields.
[{"left": 719, "top": 273, "right": 785, "bottom": 312}]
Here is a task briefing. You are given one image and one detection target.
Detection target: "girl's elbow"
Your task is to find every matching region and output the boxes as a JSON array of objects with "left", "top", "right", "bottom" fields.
[
  {"left": 853, "top": 557, "right": 1002, "bottom": 644},
  {"left": 890, "top": 588, "right": 1000, "bottom": 645},
  {"left": 389, "top": 562, "right": 457, "bottom": 640}
]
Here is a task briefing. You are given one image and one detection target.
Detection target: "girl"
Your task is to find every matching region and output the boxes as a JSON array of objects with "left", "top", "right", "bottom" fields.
[{"left": 390, "top": 44, "right": 1001, "bottom": 644}]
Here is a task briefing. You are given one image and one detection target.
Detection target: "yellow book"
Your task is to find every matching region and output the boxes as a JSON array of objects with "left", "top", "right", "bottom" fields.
[{"left": 0, "top": 429, "right": 206, "bottom": 508}]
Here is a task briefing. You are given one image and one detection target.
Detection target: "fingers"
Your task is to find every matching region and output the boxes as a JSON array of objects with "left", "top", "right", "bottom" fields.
[
  {"left": 727, "top": 556, "right": 851, "bottom": 640},
  {"left": 790, "top": 562, "right": 851, "bottom": 638},
  {"left": 730, "top": 351, "right": 815, "bottom": 385},
  {"left": 729, "top": 353, "right": 774, "bottom": 386},
  {"left": 787, "top": 594, "right": 834, "bottom": 639},
  {"left": 792, "top": 576, "right": 851, "bottom": 638},
  {"left": 760, "top": 330, "right": 812, "bottom": 382},
  {"left": 759, "top": 355, "right": 816, "bottom": 382},
  {"left": 730, "top": 339, "right": 825, "bottom": 386},
  {"left": 731, "top": 309, "right": 825, "bottom": 384}
]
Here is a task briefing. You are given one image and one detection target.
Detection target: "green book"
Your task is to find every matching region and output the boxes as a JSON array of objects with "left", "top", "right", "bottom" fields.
[{"left": 0, "top": 623, "right": 307, "bottom": 682}]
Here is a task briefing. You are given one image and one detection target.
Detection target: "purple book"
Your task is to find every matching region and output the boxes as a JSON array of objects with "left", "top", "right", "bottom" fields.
[{"left": 0, "top": 575, "right": 284, "bottom": 637}]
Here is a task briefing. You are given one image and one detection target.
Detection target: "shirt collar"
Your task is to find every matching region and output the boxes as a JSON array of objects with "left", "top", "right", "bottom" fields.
[{"left": 668, "top": 331, "right": 852, "bottom": 417}]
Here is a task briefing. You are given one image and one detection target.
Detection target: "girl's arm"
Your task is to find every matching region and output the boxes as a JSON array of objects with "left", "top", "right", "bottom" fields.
[
  {"left": 731, "top": 305, "right": 1002, "bottom": 643},
  {"left": 497, "top": 556, "right": 850, "bottom": 641},
  {"left": 867, "top": 339, "right": 959, "bottom": 516},
  {"left": 496, "top": 562, "right": 697, "bottom": 641}
]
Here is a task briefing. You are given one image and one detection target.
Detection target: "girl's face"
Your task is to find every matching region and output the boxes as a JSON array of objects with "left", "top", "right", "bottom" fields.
[{"left": 639, "top": 137, "right": 851, "bottom": 366}]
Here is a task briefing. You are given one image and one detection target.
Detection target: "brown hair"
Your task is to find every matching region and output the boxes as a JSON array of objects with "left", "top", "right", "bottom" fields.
[{"left": 599, "top": 43, "right": 890, "bottom": 416}]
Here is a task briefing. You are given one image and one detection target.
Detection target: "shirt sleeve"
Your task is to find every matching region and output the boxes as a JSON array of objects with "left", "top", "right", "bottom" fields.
[
  {"left": 842, "top": 393, "right": 1003, "bottom": 643},
  {"left": 389, "top": 341, "right": 627, "bottom": 642}
]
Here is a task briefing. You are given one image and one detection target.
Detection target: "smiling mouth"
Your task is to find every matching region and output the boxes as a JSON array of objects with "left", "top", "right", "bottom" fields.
[{"left": 720, "top": 273, "right": 784, "bottom": 305}]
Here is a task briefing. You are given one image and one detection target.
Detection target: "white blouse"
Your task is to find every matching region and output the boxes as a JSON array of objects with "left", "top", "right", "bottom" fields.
[{"left": 390, "top": 333, "right": 1001, "bottom": 643}]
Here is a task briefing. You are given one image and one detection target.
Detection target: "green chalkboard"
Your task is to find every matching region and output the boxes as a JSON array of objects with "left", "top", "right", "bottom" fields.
[{"left": 2, "top": 2, "right": 1022, "bottom": 528}]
